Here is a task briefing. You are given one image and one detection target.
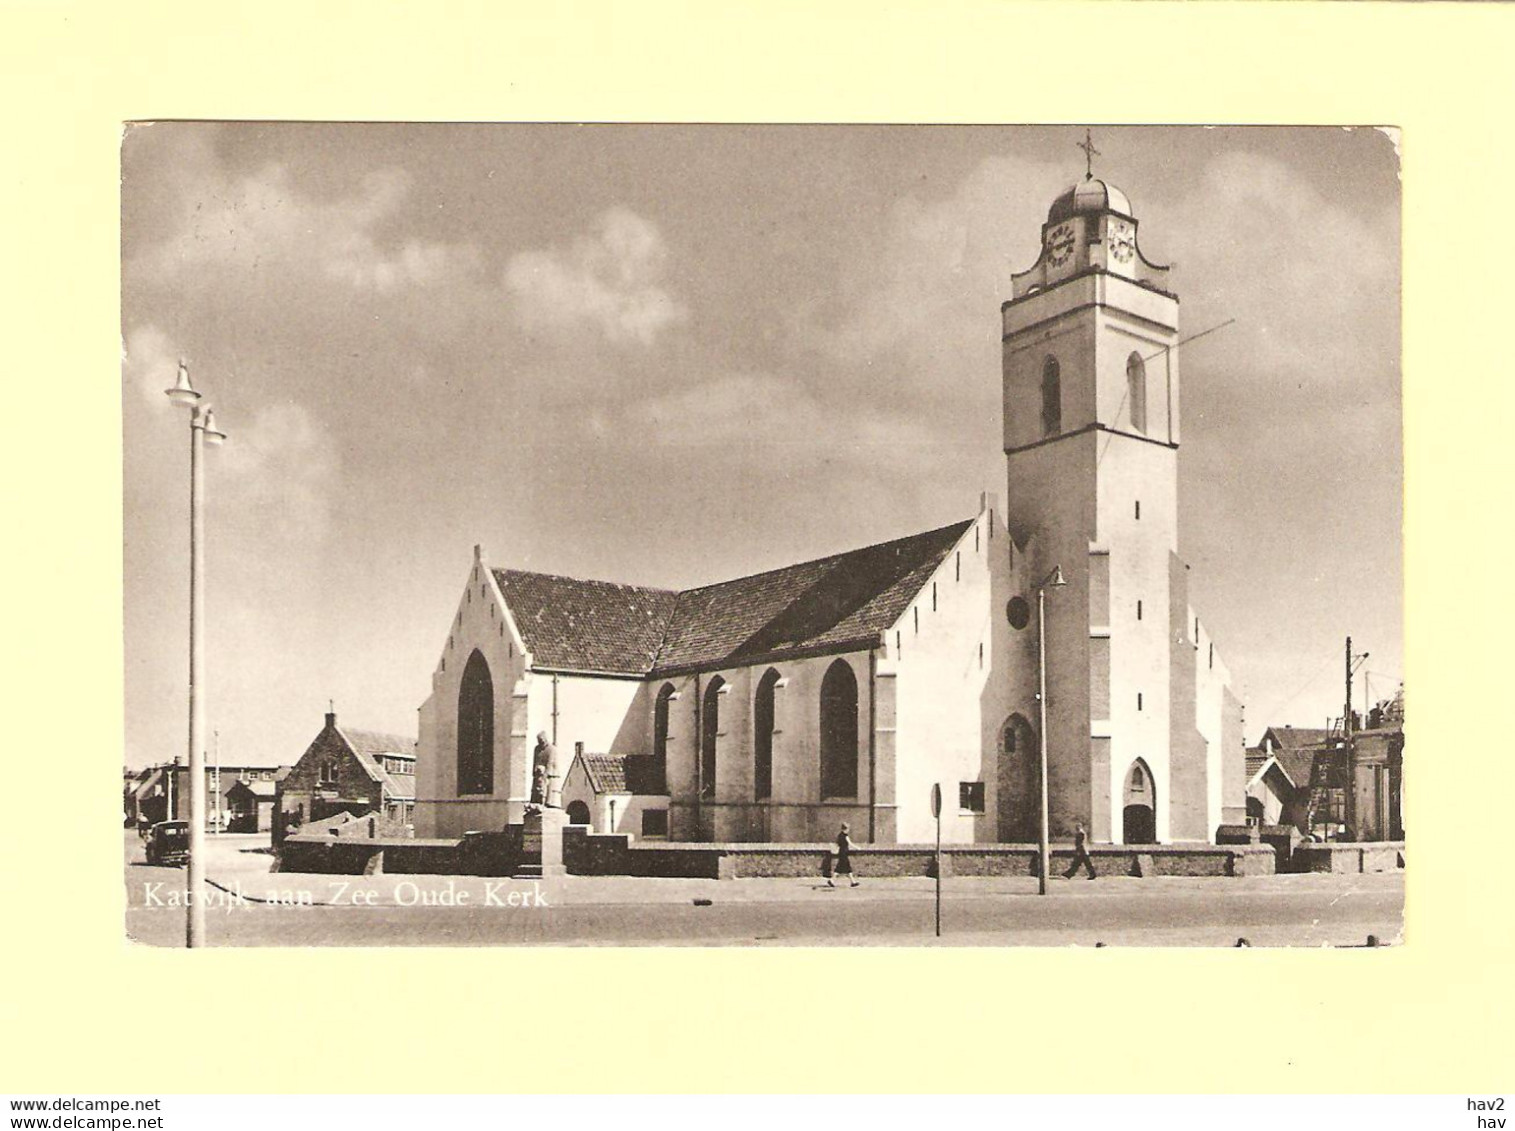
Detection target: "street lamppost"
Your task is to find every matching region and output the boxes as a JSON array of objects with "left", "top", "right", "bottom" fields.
[
  {"left": 165, "top": 360, "right": 226, "bottom": 948},
  {"left": 1036, "top": 564, "right": 1066, "bottom": 896}
]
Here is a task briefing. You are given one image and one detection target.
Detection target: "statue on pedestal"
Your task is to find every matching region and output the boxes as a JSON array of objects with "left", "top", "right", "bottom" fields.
[{"left": 531, "top": 732, "right": 560, "bottom": 808}]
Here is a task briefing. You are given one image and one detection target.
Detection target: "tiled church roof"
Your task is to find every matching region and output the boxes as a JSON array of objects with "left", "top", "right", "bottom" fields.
[
  {"left": 492, "top": 518, "right": 975, "bottom": 678},
  {"left": 653, "top": 520, "right": 974, "bottom": 676},
  {"left": 493, "top": 571, "right": 679, "bottom": 674}
]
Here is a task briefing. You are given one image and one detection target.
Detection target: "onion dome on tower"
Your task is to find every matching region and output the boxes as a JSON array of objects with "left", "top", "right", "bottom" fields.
[{"left": 1011, "top": 170, "right": 1171, "bottom": 300}]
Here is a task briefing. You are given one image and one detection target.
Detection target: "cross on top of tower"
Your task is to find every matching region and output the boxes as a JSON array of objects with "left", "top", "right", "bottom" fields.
[{"left": 1077, "top": 128, "right": 1100, "bottom": 181}]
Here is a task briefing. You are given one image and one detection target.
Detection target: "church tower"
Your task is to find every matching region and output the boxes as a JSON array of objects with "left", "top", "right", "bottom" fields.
[{"left": 1001, "top": 168, "right": 1226, "bottom": 845}]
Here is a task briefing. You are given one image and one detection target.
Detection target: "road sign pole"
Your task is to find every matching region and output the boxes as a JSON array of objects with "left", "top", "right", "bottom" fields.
[{"left": 931, "top": 783, "right": 942, "bottom": 938}]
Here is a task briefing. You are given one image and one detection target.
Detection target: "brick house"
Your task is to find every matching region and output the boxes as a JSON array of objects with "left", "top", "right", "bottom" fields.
[{"left": 274, "top": 712, "right": 416, "bottom": 843}]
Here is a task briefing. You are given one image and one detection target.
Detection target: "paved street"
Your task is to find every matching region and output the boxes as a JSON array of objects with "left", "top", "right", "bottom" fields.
[{"left": 124, "top": 831, "right": 1404, "bottom": 947}]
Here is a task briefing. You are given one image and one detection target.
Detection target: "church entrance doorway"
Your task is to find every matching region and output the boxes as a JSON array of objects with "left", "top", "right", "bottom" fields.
[
  {"left": 1122, "top": 759, "right": 1157, "bottom": 844},
  {"left": 566, "top": 800, "right": 591, "bottom": 827}
]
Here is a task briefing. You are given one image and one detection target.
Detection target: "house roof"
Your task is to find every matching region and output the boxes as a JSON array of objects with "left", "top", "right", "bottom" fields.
[
  {"left": 1245, "top": 751, "right": 1296, "bottom": 791},
  {"left": 580, "top": 753, "right": 629, "bottom": 794},
  {"left": 341, "top": 729, "right": 415, "bottom": 758},
  {"left": 333, "top": 727, "right": 417, "bottom": 802},
  {"left": 1259, "top": 727, "right": 1332, "bottom": 788},
  {"left": 1261, "top": 726, "right": 1331, "bottom": 750},
  {"left": 493, "top": 518, "right": 975, "bottom": 677},
  {"left": 573, "top": 751, "right": 664, "bottom": 796},
  {"left": 375, "top": 767, "right": 416, "bottom": 801},
  {"left": 228, "top": 779, "right": 278, "bottom": 799},
  {"left": 130, "top": 768, "right": 165, "bottom": 800}
]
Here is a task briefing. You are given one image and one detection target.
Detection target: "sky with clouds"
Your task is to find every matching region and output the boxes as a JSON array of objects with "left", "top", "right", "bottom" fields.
[{"left": 122, "top": 124, "right": 1400, "bottom": 769}]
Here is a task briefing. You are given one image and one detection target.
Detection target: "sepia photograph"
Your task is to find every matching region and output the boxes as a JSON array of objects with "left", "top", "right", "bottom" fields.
[{"left": 120, "top": 123, "right": 1403, "bottom": 948}]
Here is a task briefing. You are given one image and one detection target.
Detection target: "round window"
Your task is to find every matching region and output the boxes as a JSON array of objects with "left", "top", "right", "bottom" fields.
[{"left": 1006, "top": 596, "right": 1031, "bottom": 630}]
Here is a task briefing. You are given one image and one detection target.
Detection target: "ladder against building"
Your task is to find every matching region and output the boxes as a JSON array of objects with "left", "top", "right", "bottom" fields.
[{"left": 1304, "top": 731, "right": 1351, "bottom": 841}]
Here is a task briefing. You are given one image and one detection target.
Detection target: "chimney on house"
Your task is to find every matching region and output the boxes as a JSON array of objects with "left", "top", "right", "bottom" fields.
[
  {"left": 574, "top": 742, "right": 584, "bottom": 758},
  {"left": 326, "top": 699, "right": 336, "bottom": 729},
  {"left": 979, "top": 491, "right": 998, "bottom": 515}
]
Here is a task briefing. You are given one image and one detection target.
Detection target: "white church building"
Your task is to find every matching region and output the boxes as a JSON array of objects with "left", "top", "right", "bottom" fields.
[{"left": 413, "top": 173, "right": 1246, "bottom": 847}]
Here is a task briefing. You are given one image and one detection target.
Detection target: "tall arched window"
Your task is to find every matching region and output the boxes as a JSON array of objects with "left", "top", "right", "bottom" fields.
[
  {"left": 1041, "top": 356, "right": 1062, "bottom": 438},
  {"left": 701, "top": 676, "right": 724, "bottom": 800},
  {"left": 1126, "top": 351, "right": 1147, "bottom": 434},
  {"left": 754, "top": 668, "right": 780, "bottom": 801},
  {"left": 819, "top": 659, "right": 859, "bottom": 800},
  {"left": 652, "top": 683, "right": 674, "bottom": 793},
  {"left": 457, "top": 650, "right": 493, "bottom": 795}
]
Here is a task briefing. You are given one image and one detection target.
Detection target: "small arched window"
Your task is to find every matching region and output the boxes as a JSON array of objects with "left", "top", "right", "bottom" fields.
[
  {"left": 457, "top": 650, "right": 493, "bottom": 795},
  {"left": 652, "top": 683, "right": 675, "bottom": 792},
  {"left": 1127, "top": 351, "right": 1147, "bottom": 434},
  {"left": 1002, "top": 715, "right": 1034, "bottom": 756},
  {"left": 1041, "top": 356, "right": 1062, "bottom": 438},
  {"left": 754, "top": 668, "right": 780, "bottom": 801},
  {"left": 700, "top": 676, "right": 724, "bottom": 800},
  {"left": 819, "top": 660, "right": 859, "bottom": 800}
]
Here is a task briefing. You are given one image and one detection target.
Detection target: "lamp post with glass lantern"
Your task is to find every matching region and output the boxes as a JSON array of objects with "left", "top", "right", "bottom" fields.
[
  {"left": 164, "top": 360, "right": 226, "bottom": 947},
  {"left": 1036, "top": 564, "right": 1066, "bottom": 896}
]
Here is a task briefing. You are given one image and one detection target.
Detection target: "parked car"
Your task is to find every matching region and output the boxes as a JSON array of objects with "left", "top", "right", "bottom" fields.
[{"left": 144, "top": 820, "right": 190, "bottom": 867}]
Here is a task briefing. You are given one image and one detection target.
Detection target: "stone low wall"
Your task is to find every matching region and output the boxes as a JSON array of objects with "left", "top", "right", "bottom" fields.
[
  {"left": 276, "top": 828, "right": 522, "bottom": 876},
  {"left": 564, "top": 828, "right": 1274, "bottom": 879},
  {"left": 1217, "top": 822, "right": 1303, "bottom": 873},
  {"left": 277, "top": 826, "right": 1275, "bottom": 879},
  {"left": 1290, "top": 841, "right": 1406, "bottom": 875}
]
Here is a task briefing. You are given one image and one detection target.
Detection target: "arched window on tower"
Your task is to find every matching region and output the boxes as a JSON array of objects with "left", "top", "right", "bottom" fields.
[
  {"left": 652, "top": 683, "right": 674, "bottom": 793},
  {"left": 753, "top": 668, "right": 780, "bottom": 801},
  {"left": 1041, "top": 356, "right": 1062, "bottom": 438},
  {"left": 701, "top": 676, "right": 724, "bottom": 800},
  {"left": 1127, "top": 351, "right": 1147, "bottom": 434},
  {"left": 819, "top": 659, "right": 859, "bottom": 800},
  {"left": 456, "top": 650, "right": 493, "bottom": 795},
  {"left": 996, "top": 713, "right": 1037, "bottom": 842}
]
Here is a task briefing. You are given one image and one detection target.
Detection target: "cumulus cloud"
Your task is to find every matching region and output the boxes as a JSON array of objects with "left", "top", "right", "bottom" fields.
[
  {"left": 128, "top": 162, "right": 480, "bottom": 295},
  {"left": 1173, "top": 150, "right": 1398, "bottom": 393},
  {"left": 504, "top": 207, "right": 688, "bottom": 346},
  {"left": 629, "top": 371, "right": 939, "bottom": 457},
  {"left": 122, "top": 323, "right": 184, "bottom": 406},
  {"left": 791, "top": 155, "right": 1067, "bottom": 423},
  {"left": 214, "top": 403, "right": 338, "bottom": 544}
]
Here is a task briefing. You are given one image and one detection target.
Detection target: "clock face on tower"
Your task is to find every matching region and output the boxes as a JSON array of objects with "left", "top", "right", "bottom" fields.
[
  {"left": 1107, "top": 219, "right": 1135, "bottom": 264},
  {"left": 1046, "top": 222, "right": 1076, "bottom": 267}
]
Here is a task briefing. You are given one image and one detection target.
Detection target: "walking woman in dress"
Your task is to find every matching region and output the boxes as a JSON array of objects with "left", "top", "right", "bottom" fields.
[{"left": 829, "top": 822, "right": 860, "bottom": 887}]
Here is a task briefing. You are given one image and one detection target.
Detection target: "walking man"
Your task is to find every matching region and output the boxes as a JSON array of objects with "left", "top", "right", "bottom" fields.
[{"left": 1063, "top": 820, "right": 1097, "bottom": 880}]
